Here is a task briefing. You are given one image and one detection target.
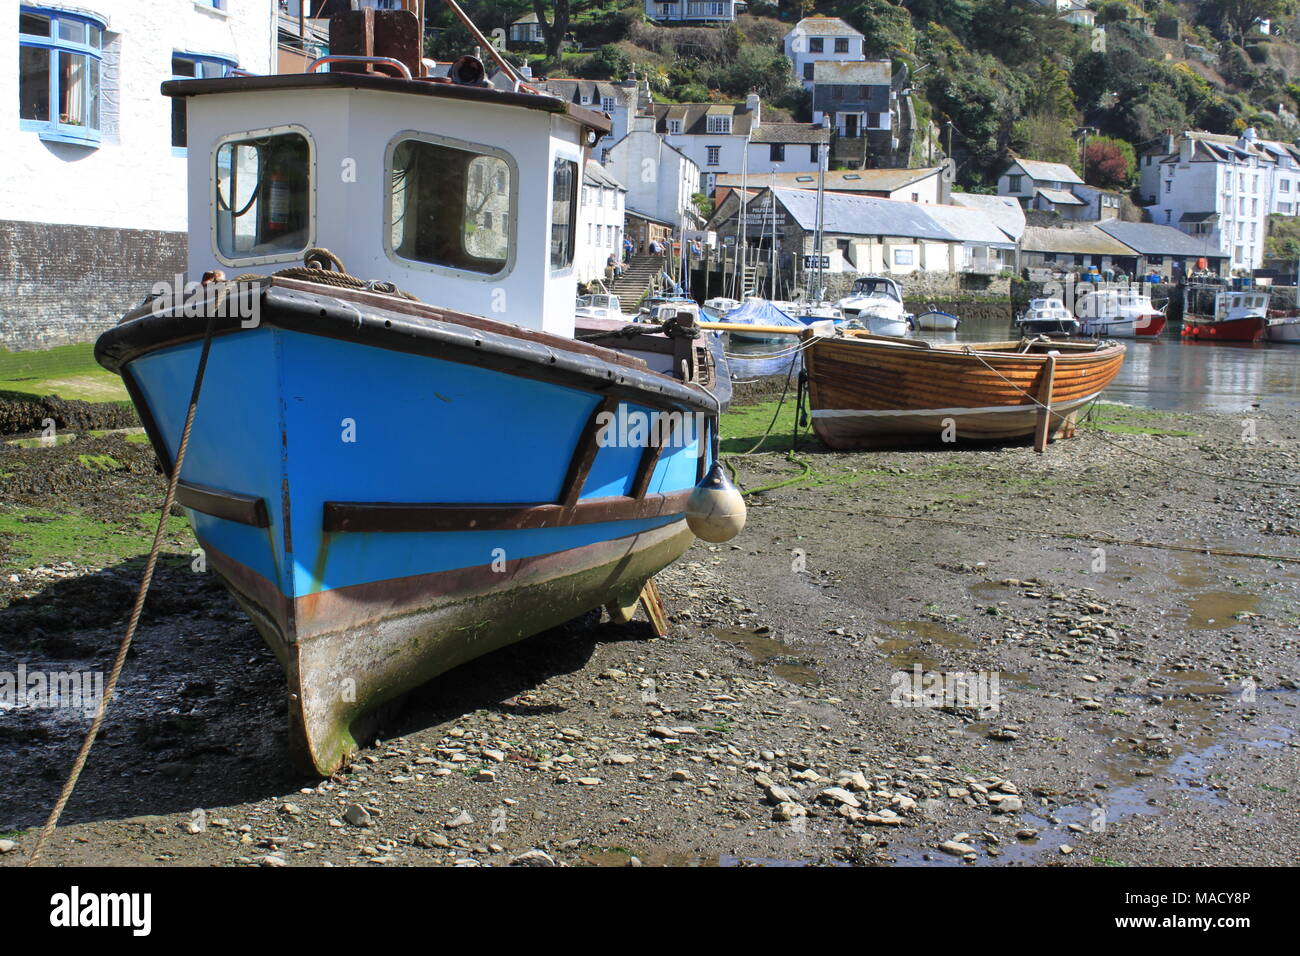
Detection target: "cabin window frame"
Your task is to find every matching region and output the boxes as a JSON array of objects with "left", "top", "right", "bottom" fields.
[
  {"left": 550, "top": 150, "right": 581, "bottom": 274},
  {"left": 382, "top": 129, "right": 519, "bottom": 282},
  {"left": 209, "top": 123, "right": 317, "bottom": 269}
]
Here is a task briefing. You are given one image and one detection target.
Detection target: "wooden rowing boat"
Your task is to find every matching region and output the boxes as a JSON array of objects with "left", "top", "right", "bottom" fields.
[{"left": 803, "top": 331, "right": 1126, "bottom": 450}]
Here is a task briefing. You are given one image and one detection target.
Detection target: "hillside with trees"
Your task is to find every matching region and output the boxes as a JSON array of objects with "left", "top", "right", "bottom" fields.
[{"left": 426, "top": 1, "right": 1300, "bottom": 194}]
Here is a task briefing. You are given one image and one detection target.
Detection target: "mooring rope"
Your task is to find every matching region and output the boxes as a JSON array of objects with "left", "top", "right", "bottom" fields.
[{"left": 25, "top": 297, "right": 222, "bottom": 866}]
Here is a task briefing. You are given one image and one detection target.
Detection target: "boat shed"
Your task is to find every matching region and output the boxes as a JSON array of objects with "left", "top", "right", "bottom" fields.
[
  {"left": 705, "top": 187, "right": 1017, "bottom": 276},
  {"left": 1019, "top": 225, "right": 1138, "bottom": 276},
  {"left": 1095, "top": 220, "right": 1229, "bottom": 279}
]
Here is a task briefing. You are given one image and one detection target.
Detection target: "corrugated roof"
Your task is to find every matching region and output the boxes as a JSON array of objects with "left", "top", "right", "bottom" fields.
[
  {"left": 1013, "top": 158, "right": 1084, "bottom": 185},
  {"left": 1096, "top": 220, "right": 1218, "bottom": 257},
  {"left": 950, "top": 193, "right": 1026, "bottom": 242},
  {"left": 811, "top": 60, "right": 892, "bottom": 85},
  {"left": 1021, "top": 225, "right": 1132, "bottom": 257}
]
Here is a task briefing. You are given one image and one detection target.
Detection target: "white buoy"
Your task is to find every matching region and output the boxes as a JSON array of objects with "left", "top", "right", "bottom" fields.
[{"left": 686, "top": 461, "right": 747, "bottom": 542}]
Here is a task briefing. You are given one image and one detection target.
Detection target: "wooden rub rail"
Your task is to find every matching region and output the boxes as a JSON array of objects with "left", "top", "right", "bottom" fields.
[{"left": 323, "top": 491, "right": 692, "bottom": 533}]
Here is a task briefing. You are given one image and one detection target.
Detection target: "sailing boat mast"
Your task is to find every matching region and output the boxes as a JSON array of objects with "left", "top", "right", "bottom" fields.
[
  {"left": 813, "top": 143, "right": 825, "bottom": 301},
  {"left": 735, "top": 135, "right": 750, "bottom": 299}
]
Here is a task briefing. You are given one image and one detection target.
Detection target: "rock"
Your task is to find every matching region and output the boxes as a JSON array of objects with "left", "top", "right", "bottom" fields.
[
  {"left": 474, "top": 770, "right": 496, "bottom": 782},
  {"left": 818, "top": 787, "right": 861, "bottom": 809},
  {"left": 1060, "top": 844, "right": 1074, "bottom": 855},
  {"left": 939, "top": 840, "right": 976, "bottom": 856},
  {"left": 987, "top": 728, "right": 1019, "bottom": 741},
  {"left": 281, "top": 803, "right": 302, "bottom": 815},
  {"left": 669, "top": 769, "right": 693, "bottom": 782},
  {"left": 511, "top": 849, "right": 557, "bottom": 867},
  {"left": 1015, "top": 828, "right": 1039, "bottom": 840},
  {"left": 0, "top": 840, "right": 15, "bottom": 854},
  {"left": 482, "top": 749, "right": 506, "bottom": 763},
  {"left": 837, "top": 771, "right": 871, "bottom": 792},
  {"left": 763, "top": 784, "right": 794, "bottom": 805},
  {"left": 261, "top": 854, "right": 286, "bottom": 867},
  {"left": 343, "top": 804, "right": 373, "bottom": 827},
  {"left": 604, "top": 753, "right": 636, "bottom": 765},
  {"left": 989, "top": 795, "right": 1024, "bottom": 814},
  {"left": 446, "top": 810, "right": 474, "bottom": 828},
  {"left": 773, "top": 802, "right": 807, "bottom": 822},
  {"left": 576, "top": 777, "right": 602, "bottom": 786}
]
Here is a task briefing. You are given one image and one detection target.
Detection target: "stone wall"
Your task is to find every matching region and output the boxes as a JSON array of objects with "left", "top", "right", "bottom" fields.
[
  {"left": 819, "top": 270, "right": 1011, "bottom": 303},
  {"left": 0, "top": 220, "right": 186, "bottom": 351}
]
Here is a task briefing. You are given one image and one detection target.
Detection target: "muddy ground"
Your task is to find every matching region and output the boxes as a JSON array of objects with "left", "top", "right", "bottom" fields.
[{"left": 0, "top": 393, "right": 1296, "bottom": 868}]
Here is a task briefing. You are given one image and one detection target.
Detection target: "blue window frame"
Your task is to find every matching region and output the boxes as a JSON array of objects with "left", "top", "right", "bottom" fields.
[
  {"left": 171, "top": 52, "right": 237, "bottom": 149},
  {"left": 18, "top": 5, "right": 105, "bottom": 146}
]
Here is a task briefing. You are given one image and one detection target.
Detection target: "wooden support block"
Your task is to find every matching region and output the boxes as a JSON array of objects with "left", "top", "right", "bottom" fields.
[
  {"left": 1033, "top": 354, "right": 1057, "bottom": 453},
  {"left": 605, "top": 594, "right": 639, "bottom": 625},
  {"left": 638, "top": 578, "right": 669, "bottom": 638}
]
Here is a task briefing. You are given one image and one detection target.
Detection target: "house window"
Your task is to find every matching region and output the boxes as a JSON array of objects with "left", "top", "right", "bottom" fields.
[
  {"left": 1166, "top": 181, "right": 1171, "bottom": 193},
  {"left": 868, "top": 112, "right": 881, "bottom": 129},
  {"left": 601, "top": 96, "right": 615, "bottom": 112},
  {"left": 834, "top": 38, "right": 848, "bottom": 53},
  {"left": 1281, "top": 179, "right": 1291, "bottom": 192},
  {"left": 706, "top": 114, "right": 731, "bottom": 134},
  {"left": 216, "top": 131, "right": 311, "bottom": 261},
  {"left": 809, "top": 38, "right": 824, "bottom": 53},
  {"left": 770, "top": 144, "right": 784, "bottom": 162},
  {"left": 893, "top": 249, "right": 914, "bottom": 266},
  {"left": 803, "top": 63, "right": 814, "bottom": 81},
  {"left": 172, "top": 53, "right": 237, "bottom": 148},
  {"left": 831, "top": 86, "right": 843, "bottom": 100},
  {"left": 1007, "top": 174, "right": 1022, "bottom": 192},
  {"left": 810, "top": 143, "right": 819, "bottom": 162},
  {"left": 18, "top": 6, "right": 105, "bottom": 145},
  {"left": 706, "top": 145, "right": 720, "bottom": 166},
  {"left": 667, "top": 119, "right": 682, "bottom": 134},
  {"left": 550, "top": 157, "right": 578, "bottom": 270},
  {"left": 388, "top": 136, "right": 514, "bottom": 275}
]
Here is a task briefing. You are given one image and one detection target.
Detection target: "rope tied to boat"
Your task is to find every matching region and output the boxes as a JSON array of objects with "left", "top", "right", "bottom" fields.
[
  {"left": 233, "top": 247, "right": 420, "bottom": 301},
  {"left": 26, "top": 292, "right": 223, "bottom": 867}
]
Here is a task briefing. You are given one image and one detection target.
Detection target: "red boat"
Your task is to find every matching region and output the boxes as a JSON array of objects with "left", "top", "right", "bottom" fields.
[
  {"left": 1137, "top": 313, "right": 1167, "bottom": 337},
  {"left": 1181, "top": 289, "right": 1268, "bottom": 343}
]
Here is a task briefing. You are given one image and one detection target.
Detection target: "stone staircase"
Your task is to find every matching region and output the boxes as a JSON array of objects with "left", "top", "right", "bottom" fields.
[{"left": 609, "top": 254, "right": 669, "bottom": 308}]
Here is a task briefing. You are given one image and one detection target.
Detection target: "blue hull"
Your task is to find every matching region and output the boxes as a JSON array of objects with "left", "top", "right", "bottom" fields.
[{"left": 98, "top": 283, "right": 715, "bottom": 771}]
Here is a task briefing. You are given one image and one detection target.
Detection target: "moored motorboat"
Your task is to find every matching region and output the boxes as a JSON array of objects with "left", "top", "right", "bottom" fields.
[
  {"left": 93, "top": 12, "right": 743, "bottom": 774},
  {"left": 1181, "top": 287, "right": 1268, "bottom": 342},
  {"left": 1265, "top": 310, "right": 1300, "bottom": 343},
  {"left": 803, "top": 332, "right": 1125, "bottom": 449},
  {"left": 835, "top": 276, "right": 913, "bottom": 336},
  {"left": 1015, "top": 297, "right": 1078, "bottom": 336},
  {"left": 720, "top": 297, "right": 805, "bottom": 344},
  {"left": 1075, "top": 288, "right": 1166, "bottom": 338},
  {"left": 575, "top": 292, "right": 624, "bottom": 321},
  {"left": 913, "top": 307, "right": 960, "bottom": 331}
]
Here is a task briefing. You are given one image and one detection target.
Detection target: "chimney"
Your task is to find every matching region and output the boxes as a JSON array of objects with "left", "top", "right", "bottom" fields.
[
  {"left": 1178, "top": 135, "right": 1193, "bottom": 165},
  {"left": 1162, "top": 128, "right": 1175, "bottom": 155},
  {"left": 745, "top": 91, "right": 761, "bottom": 126}
]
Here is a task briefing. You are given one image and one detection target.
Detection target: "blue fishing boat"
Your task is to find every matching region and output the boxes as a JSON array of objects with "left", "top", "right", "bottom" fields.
[{"left": 94, "top": 9, "right": 744, "bottom": 774}]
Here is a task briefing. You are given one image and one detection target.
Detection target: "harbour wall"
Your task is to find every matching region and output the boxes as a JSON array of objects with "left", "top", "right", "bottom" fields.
[{"left": 0, "top": 220, "right": 185, "bottom": 351}]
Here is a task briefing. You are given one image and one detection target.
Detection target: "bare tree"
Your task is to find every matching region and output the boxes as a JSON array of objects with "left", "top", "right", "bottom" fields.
[{"left": 531, "top": 0, "right": 571, "bottom": 59}]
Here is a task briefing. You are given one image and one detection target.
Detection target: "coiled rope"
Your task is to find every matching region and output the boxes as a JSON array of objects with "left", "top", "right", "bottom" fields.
[{"left": 235, "top": 247, "right": 420, "bottom": 301}]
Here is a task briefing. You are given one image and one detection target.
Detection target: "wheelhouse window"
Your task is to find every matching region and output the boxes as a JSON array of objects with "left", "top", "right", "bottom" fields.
[
  {"left": 389, "top": 137, "right": 513, "bottom": 275},
  {"left": 215, "top": 132, "right": 311, "bottom": 260},
  {"left": 550, "top": 158, "right": 578, "bottom": 270},
  {"left": 171, "top": 53, "right": 236, "bottom": 148},
  {"left": 18, "top": 6, "right": 104, "bottom": 145}
]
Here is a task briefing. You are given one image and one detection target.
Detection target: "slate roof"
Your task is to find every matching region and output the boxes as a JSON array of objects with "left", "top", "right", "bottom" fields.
[
  {"left": 1012, "top": 158, "right": 1084, "bottom": 185},
  {"left": 787, "top": 17, "right": 863, "bottom": 37},
  {"left": 1096, "top": 219, "right": 1221, "bottom": 257},
  {"left": 949, "top": 193, "right": 1026, "bottom": 242},
  {"left": 771, "top": 189, "right": 1014, "bottom": 248},
  {"left": 715, "top": 167, "right": 942, "bottom": 193},
  {"left": 811, "top": 60, "right": 892, "bottom": 86},
  {"left": 1035, "top": 187, "right": 1085, "bottom": 206}
]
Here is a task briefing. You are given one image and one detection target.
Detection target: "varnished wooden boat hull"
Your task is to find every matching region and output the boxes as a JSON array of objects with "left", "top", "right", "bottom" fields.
[{"left": 804, "top": 333, "right": 1125, "bottom": 449}]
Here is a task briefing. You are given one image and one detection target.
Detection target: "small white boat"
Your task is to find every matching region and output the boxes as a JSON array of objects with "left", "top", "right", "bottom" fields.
[
  {"left": 1015, "top": 297, "right": 1078, "bottom": 336},
  {"left": 575, "top": 293, "right": 623, "bottom": 322},
  {"left": 720, "top": 297, "right": 805, "bottom": 344},
  {"left": 703, "top": 296, "right": 742, "bottom": 316},
  {"left": 835, "top": 276, "right": 912, "bottom": 336},
  {"left": 913, "top": 307, "right": 960, "bottom": 331},
  {"left": 1265, "top": 312, "right": 1300, "bottom": 343},
  {"left": 1075, "top": 288, "right": 1166, "bottom": 338}
]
